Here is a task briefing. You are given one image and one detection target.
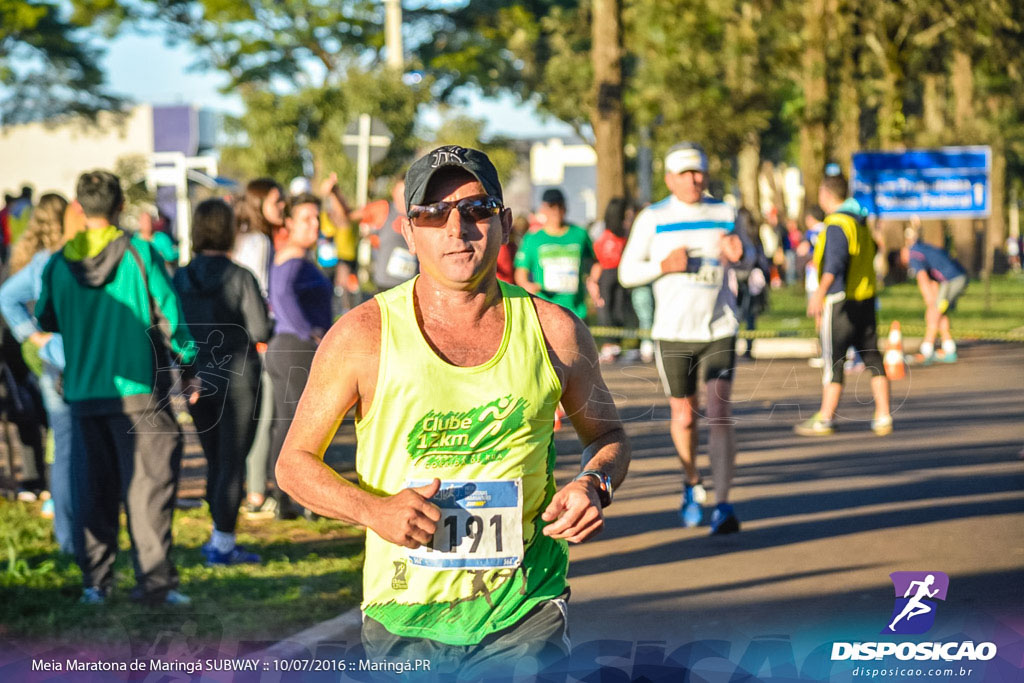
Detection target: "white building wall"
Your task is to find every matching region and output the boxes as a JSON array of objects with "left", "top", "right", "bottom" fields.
[{"left": 0, "top": 105, "right": 154, "bottom": 198}]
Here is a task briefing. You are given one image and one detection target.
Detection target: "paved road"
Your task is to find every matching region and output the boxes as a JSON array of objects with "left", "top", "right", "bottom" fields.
[
  {"left": 174, "top": 341, "right": 1022, "bottom": 674},
  {"left": 558, "top": 341, "right": 1023, "bottom": 662}
]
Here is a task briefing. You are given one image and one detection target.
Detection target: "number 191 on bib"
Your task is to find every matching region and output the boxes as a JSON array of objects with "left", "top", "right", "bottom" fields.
[{"left": 406, "top": 479, "right": 524, "bottom": 570}]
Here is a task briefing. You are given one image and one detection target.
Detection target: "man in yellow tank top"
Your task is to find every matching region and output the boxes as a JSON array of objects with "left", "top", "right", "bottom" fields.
[{"left": 275, "top": 146, "right": 630, "bottom": 677}]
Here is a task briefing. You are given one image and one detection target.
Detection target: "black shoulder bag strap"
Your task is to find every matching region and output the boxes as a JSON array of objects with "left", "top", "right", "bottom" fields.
[{"left": 125, "top": 242, "right": 176, "bottom": 399}]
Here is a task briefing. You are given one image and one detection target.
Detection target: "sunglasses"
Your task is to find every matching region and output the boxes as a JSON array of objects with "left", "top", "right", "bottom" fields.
[{"left": 408, "top": 196, "right": 503, "bottom": 227}]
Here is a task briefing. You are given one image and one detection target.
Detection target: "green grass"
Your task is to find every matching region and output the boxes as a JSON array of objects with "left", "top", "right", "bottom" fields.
[
  {"left": 0, "top": 499, "right": 364, "bottom": 644},
  {"left": 752, "top": 273, "right": 1024, "bottom": 340}
]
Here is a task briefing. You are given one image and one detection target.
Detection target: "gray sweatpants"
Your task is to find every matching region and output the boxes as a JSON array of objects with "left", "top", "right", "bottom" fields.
[{"left": 73, "top": 406, "right": 182, "bottom": 601}]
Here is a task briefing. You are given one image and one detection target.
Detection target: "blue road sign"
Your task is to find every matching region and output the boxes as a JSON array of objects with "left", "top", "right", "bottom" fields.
[{"left": 851, "top": 147, "right": 991, "bottom": 219}]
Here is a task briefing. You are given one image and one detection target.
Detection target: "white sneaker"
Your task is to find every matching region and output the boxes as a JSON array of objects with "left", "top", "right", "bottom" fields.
[
  {"left": 640, "top": 340, "right": 655, "bottom": 363},
  {"left": 871, "top": 414, "right": 893, "bottom": 436},
  {"left": 599, "top": 344, "right": 620, "bottom": 364}
]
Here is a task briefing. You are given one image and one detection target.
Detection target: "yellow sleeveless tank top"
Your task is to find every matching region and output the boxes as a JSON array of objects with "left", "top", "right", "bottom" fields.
[
  {"left": 355, "top": 277, "right": 566, "bottom": 645},
  {"left": 813, "top": 211, "right": 877, "bottom": 301}
]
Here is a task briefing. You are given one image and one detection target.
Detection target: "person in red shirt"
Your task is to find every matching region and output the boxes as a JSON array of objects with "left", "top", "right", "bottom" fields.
[
  {"left": 496, "top": 216, "right": 528, "bottom": 284},
  {"left": 589, "top": 198, "right": 638, "bottom": 363}
]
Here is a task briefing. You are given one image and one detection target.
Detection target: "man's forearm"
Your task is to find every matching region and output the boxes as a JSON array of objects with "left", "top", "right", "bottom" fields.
[
  {"left": 580, "top": 427, "right": 630, "bottom": 489},
  {"left": 817, "top": 272, "right": 836, "bottom": 298},
  {"left": 277, "top": 449, "right": 381, "bottom": 527}
]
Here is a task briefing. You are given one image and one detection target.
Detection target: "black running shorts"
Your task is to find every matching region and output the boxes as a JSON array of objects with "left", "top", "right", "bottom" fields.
[
  {"left": 820, "top": 295, "right": 885, "bottom": 385},
  {"left": 655, "top": 336, "right": 737, "bottom": 399}
]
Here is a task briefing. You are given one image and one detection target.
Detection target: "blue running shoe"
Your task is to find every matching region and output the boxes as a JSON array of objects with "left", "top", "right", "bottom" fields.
[
  {"left": 709, "top": 503, "right": 740, "bottom": 535},
  {"left": 203, "top": 544, "right": 261, "bottom": 566},
  {"left": 680, "top": 482, "right": 706, "bottom": 528},
  {"left": 80, "top": 587, "right": 107, "bottom": 605}
]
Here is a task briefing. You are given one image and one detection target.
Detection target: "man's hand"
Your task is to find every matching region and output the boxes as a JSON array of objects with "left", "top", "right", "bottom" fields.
[
  {"left": 182, "top": 376, "right": 201, "bottom": 405},
  {"left": 319, "top": 172, "right": 338, "bottom": 199},
  {"left": 541, "top": 478, "right": 604, "bottom": 543},
  {"left": 369, "top": 479, "right": 442, "bottom": 549},
  {"left": 586, "top": 278, "right": 604, "bottom": 307},
  {"left": 807, "top": 294, "right": 824, "bottom": 319},
  {"left": 660, "top": 247, "right": 689, "bottom": 274},
  {"left": 720, "top": 234, "right": 743, "bottom": 263}
]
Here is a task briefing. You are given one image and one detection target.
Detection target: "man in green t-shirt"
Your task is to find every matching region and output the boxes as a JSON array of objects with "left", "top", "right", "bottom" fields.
[{"left": 514, "top": 188, "right": 598, "bottom": 319}]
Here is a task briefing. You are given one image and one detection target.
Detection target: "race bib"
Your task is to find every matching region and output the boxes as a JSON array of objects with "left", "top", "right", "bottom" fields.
[
  {"left": 541, "top": 258, "right": 580, "bottom": 294},
  {"left": 407, "top": 479, "right": 523, "bottom": 570},
  {"left": 386, "top": 247, "right": 418, "bottom": 279},
  {"left": 682, "top": 255, "right": 723, "bottom": 287}
]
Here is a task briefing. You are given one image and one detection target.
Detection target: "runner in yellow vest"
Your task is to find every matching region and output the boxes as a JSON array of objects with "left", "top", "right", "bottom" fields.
[
  {"left": 796, "top": 174, "right": 892, "bottom": 437},
  {"left": 275, "top": 145, "right": 630, "bottom": 676}
]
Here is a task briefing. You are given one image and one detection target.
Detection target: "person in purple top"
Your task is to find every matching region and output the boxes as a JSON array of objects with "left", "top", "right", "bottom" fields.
[
  {"left": 266, "top": 193, "right": 333, "bottom": 518},
  {"left": 900, "top": 226, "right": 968, "bottom": 364}
]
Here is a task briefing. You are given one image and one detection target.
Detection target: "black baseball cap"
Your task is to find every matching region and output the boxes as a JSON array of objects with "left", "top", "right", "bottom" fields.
[
  {"left": 540, "top": 188, "right": 566, "bottom": 207},
  {"left": 404, "top": 145, "right": 503, "bottom": 211}
]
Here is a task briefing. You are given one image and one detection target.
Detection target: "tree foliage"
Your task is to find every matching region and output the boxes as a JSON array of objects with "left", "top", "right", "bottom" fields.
[
  {"left": 417, "top": 0, "right": 1023, "bottom": 207},
  {"left": 427, "top": 113, "right": 519, "bottom": 183},
  {"left": 218, "top": 68, "right": 430, "bottom": 197},
  {"left": 0, "top": 0, "right": 126, "bottom": 124}
]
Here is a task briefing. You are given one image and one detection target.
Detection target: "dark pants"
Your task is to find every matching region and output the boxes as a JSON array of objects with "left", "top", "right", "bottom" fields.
[
  {"left": 265, "top": 334, "right": 316, "bottom": 508},
  {"left": 74, "top": 406, "right": 182, "bottom": 600},
  {"left": 189, "top": 368, "right": 259, "bottom": 533},
  {"left": 361, "top": 594, "right": 570, "bottom": 678}
]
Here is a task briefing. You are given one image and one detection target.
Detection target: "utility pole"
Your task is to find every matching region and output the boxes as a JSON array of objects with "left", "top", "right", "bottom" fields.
[
  {"left": 384, "top": 0, "right": 404, "bottom": 70},
  {"left": 592, "top": 0, "right": 625, "bottom": 219}
]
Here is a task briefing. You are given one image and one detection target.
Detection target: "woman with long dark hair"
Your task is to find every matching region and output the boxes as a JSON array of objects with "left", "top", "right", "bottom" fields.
[
  {"left": 233, "top": 178, "right": 285, "bottom": 296},
  {"left": 232, "top": 178, "right": 284, "bottom": 517}
]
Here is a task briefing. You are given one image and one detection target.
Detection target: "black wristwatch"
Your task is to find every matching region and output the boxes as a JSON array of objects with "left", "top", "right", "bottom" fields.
[{"left": 574, "top": 469, "right": 614, "bottom": 508}]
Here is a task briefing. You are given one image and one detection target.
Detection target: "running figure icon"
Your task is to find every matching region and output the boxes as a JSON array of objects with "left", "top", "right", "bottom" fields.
[{"left": 888, "top": 574, "right": 939, "bottom": 631}]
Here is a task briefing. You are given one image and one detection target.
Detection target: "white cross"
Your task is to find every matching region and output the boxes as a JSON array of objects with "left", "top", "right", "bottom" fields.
[{"left": 341, "top": 113, "right": 392, "bottom": 207}]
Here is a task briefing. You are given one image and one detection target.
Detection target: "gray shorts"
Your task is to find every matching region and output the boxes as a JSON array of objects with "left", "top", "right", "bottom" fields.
[
  {"left": 360, "top": 592, "right": 570, "bottom": 677},
  {"left": 937, "top": 274, "right": 968, "bottom": 313}
]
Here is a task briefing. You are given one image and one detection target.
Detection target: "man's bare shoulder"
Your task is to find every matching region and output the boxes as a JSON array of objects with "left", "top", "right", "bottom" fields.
[
  {"left": 530, "top": 296, "right": 595, "bottom": 358},
  {"left": 320, "top": 297, "right": 381, "bottom": 358}
]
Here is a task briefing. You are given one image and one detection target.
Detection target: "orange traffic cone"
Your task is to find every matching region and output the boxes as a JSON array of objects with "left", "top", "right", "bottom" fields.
[{"left": 883, "top": 321, "right": 906, "bottom": 380}]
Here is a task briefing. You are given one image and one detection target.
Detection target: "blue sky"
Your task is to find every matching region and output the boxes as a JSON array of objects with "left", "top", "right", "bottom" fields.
[{"left": 103, "top": 34, "right": 575, "bottom": 140}]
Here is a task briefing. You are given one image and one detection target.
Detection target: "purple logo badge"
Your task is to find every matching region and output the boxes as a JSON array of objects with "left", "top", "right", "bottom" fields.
[{"left": 882, "top": 571, "right": 949, "bottom": 635}]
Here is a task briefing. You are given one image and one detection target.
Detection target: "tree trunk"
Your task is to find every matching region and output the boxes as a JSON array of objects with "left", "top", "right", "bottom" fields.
[
  {"left": 987, "top": 115, "right": 1006, "bottom": 275},
  {"left": 834, "top": 36, "right": 860, "bottom": 178},
  {"left": 800, "top": 0, "right": 828, "bottom": 211},
  {"left": 727, "top": 2, "right": 760, "bottom": 219},
  {"left": 921, "top": 73, "right": 945, "bottom": 145},
  {"left": 592, "top": 0, "right": 625, "bottom": 220},
  {"left": 877, "top": 62, "right": 905, "bottom": 149},
  {"left": 950, "top": 50, "right": 977, "bottom": 274},
  {"left": 738, "top": 131, "right": 761, "bottom": 221},
  {"left": 951, "top": 51, "right": 976, "bottom": 139}
]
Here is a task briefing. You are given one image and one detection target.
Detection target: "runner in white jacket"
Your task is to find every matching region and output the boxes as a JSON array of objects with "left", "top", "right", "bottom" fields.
[{"left": 619, "top": 142, "right": 753, "bottom": 535}]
